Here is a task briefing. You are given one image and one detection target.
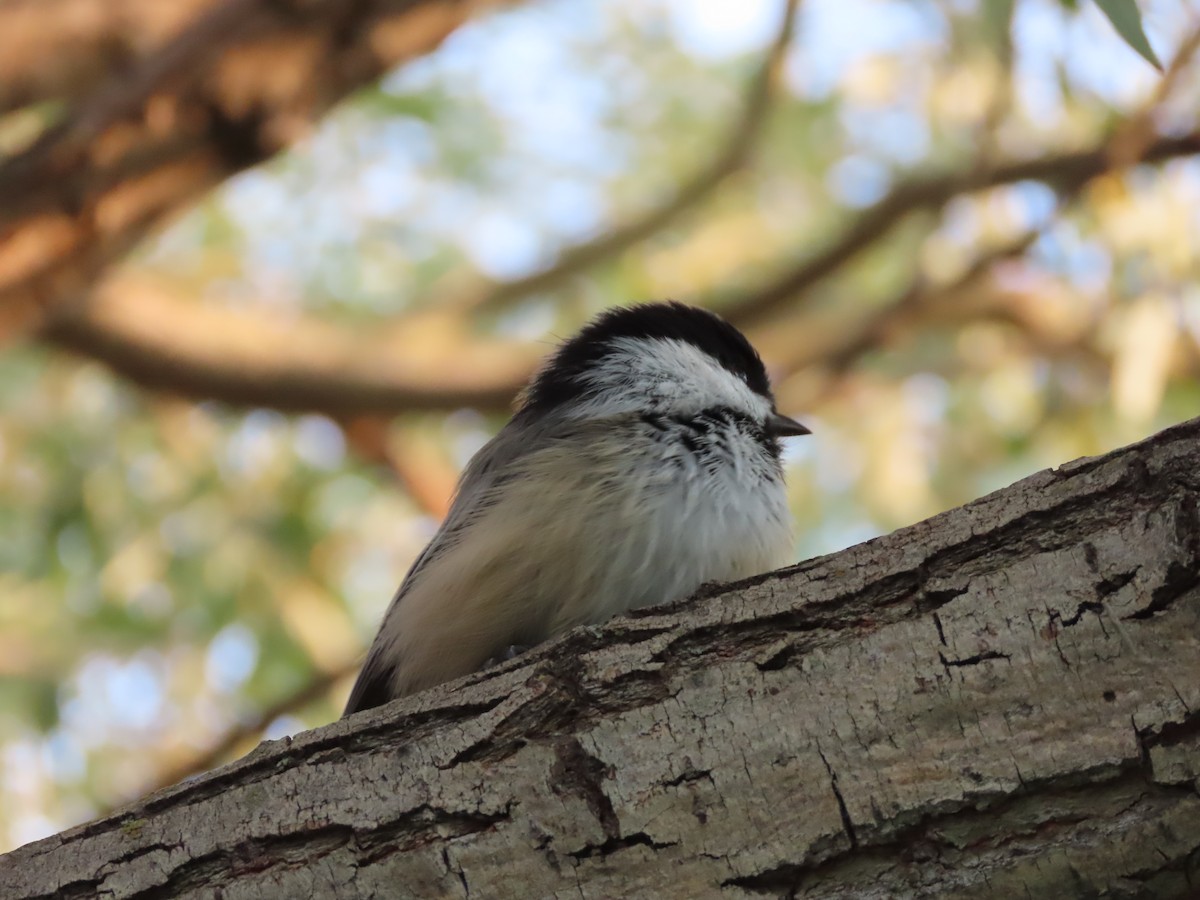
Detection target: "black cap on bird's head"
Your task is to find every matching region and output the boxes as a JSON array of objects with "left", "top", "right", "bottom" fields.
[{"left": 518, "top": 301, "right": 810, "bottom": 438}]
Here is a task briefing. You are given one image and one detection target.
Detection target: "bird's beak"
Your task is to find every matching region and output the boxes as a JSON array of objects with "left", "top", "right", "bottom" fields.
[{"left": 766, "top": 412, "right": 811, "bottom": 437}]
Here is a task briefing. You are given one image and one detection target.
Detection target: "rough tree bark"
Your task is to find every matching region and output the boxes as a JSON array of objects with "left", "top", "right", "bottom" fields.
[{"left": 2, "top": 417, "right": 1198, "bottom": 899}]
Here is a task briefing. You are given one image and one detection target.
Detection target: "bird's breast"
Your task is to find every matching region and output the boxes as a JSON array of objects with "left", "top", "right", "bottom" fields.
[{"left": 533, "top": 410, "right": 793, "bottom": 629}]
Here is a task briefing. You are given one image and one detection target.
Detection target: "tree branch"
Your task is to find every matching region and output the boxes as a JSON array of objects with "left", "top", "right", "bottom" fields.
[
  {"left": 40, "top": 273, "right": 535, "bottom": 414},
  {"left": 758, "top": 38, "right": 1200, "bottom": 401},
  {"left": 0, "top": 0, "right": 226, "bottom": 115},
  {"left": 1106, "top": 22, "right": 1200, "bottom": 169},
  {"left": 2, "top": 416, "right": 1197, "bottom": 896},
  {"left": 721, "top": 129, "right": 1200, "bottom": 327},
  {"left": 0, "top": 0, "right": 522, "bottom": 339},
  {"left": 775, "top": 226, "right": 1043, "bottom": 383}
]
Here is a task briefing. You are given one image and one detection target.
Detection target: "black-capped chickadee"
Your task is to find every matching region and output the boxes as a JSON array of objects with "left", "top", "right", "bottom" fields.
[{"left": 343, "top": 301, "right": 809, "bottom": 716}]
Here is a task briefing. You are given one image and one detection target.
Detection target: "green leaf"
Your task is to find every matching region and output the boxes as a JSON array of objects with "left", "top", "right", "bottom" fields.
[{"left": 1092, "top": 0, "right": 1162, "bottom": 70}]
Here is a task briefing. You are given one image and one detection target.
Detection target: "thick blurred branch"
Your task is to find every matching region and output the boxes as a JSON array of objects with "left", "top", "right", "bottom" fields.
[
  {"left": 459, "top": 0, "right": 800, "bottom": 314},
  {"left": 41, "top": 273, "right": 535, "bottom": 413},
  {"left": 0, "top": 0, "right": 221, "bottom": 115},
  {"left": 0, "top": 0, "right": 519, "bottom": 339}
]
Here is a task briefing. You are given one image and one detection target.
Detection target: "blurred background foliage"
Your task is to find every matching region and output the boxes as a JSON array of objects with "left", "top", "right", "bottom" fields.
[{"left": 1, "top": 0, "right": 1198, "bottom": 851}]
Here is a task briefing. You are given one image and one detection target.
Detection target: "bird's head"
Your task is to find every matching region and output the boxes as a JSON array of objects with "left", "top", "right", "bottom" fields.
[{"left": 517, "top": 301, "right": 810, "bottom": 440}]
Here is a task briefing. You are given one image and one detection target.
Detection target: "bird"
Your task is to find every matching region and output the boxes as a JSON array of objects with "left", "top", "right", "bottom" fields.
[{"left": 342, "top": 301, "right": 809, "bottom": 716}]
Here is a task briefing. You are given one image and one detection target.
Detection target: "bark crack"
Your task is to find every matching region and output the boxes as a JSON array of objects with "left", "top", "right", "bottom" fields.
[
  {"left": 441, "top": 846, "right": 469, "bottom": 898},
  {"left": 938, "top": 650, "right": 1012, "bottom": 669},
  {"left": 568, "top": 832, "right": 678, "bottom": 860},
  {"left": 816, "top": 747, "right": 858, "bottom": 850},
  {"left": 550, "top": 737, "right": 620, "bottom": 844},
  {"left": 1137, "top": 709, "right": 1200, "bottom": 757},
  {"left": 932, "top": 612, "right": 947, "bottom": 646},
  {"left": 1126, "top": 496, "right": 1200, "bottom": 620},
  {"left": 1125, "top": 563, "right": 1200, "bottom": 621}
]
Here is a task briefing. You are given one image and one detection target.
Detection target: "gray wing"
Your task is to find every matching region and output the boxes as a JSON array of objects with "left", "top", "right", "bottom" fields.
[{"left": 341, "top": 414, "right": 560, "bottom": 715}]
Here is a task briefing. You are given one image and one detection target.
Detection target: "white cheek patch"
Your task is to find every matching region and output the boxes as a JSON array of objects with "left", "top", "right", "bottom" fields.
[{"left": 571, "top": 337, "right": 773, "bottom": 421}]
